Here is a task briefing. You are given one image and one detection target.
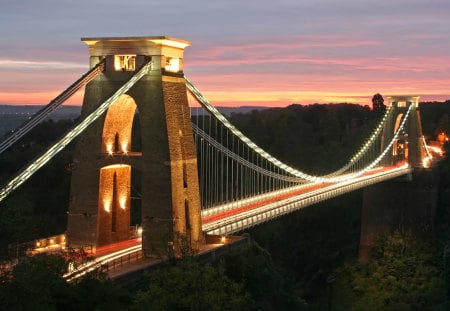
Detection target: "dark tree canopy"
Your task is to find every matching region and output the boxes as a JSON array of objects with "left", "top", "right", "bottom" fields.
[
  {"left": 131, "top": 260, "right": 250, "bottom": 310},
  {"left": 372, "top": 93, "right": 386, "bottom": 112}
]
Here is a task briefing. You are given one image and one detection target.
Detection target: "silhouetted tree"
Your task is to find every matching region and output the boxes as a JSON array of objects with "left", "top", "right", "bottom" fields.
[{"left": 372, "top": 93, "right": 386, "bottom": 113}]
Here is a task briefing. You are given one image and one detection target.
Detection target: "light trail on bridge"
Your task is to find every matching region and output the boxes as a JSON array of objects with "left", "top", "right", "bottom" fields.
[
  {"left": 63, "top": 164, "right": 411, "bottom": 282},
  {"left": 202, "top": 164, "right": 411, "bottom": 236},
  {"left": 201, "top": 182, "right": 331, "bottom": 224},
  {"left": 63, "top": 243, "right": 142, "bottom": 282}
]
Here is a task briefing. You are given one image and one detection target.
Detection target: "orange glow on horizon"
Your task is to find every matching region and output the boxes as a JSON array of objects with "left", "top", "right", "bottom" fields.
[
  {"left": 2, "top": 69, "right": 449, "bottom": 108},
  {"left": 194, "top": 90, "right": 450, "bottom": 107},
  {"left": 0, "top": 89, "right": 85, "bottom": 105},
  {"left": 3, "top": 85, "right": 449, "bottom": 108},
  {"left": 4, "top": 88, "right": 449, "bottom": 108},
  {"left": 200, "top": 90, "right": 370, "bottom": 106}
]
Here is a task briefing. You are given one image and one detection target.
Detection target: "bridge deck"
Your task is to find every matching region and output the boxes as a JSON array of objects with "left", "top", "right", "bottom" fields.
[{"left": 202, "top": 165, "right": 412, "bottom": 236}]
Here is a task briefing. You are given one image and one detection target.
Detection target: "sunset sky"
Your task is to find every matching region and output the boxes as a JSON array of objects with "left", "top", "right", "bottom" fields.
[{"left": 1, "top": 0, "right": 449, "bottom": 107}]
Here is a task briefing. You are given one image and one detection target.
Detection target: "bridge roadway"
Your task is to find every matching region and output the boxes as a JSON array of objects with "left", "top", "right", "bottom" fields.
[
  {"left": 63, "top": 164, "right": 411, "bottom": 282},
  {"left": 63, "top": 236, "right": 247, "bottom": 282},
  {"left": 202, "top": 163, "right": 411, "bottom": 235}
]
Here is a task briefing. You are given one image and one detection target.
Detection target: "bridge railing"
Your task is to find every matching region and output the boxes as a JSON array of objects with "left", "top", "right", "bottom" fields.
[
  {"left": 64, "top": 246, "right": 144, "bottom": 282},
  {"left": 98, "top": 249, "right": 144, "bottom": 273}
]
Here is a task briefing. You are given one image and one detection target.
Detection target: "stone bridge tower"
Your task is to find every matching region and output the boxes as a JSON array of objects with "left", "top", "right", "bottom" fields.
[
  {"left": 381, "top": 95, "right": 427, "bottom": 168},
  {"left": 67, "top": 36, "right": 203, "bottom": 257},
  {"left": 360, "top": 95, "right": 437, "bottom": 260}
]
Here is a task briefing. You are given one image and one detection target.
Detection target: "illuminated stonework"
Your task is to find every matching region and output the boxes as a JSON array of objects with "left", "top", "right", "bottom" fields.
[
  {"left": 67, "top": 36, "right": 204, "bottom": 256},
  {"left": 165, "top": 57, "right": 180, "bottom": 72},
  {"left": 97, "top": 164, "right": 131, "bottom": 245},
  {"left": 383, "top": 96, "right": 426, "bottom": 168},
  {"left": 114, "top": 55, "right": 136, "bottom": 71},
  {"left": 102, "top": 94, "right": 137, "bottom": 154}
]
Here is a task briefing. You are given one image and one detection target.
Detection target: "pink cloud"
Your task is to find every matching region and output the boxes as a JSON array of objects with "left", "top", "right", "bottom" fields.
[{"left": 2, "top": 34, "right": 449, "bottom": 107}]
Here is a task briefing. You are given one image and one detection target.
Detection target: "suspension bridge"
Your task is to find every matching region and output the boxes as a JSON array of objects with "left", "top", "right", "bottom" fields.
[{"left": 0, "top": 36, "right": 438, "bottom": 279}]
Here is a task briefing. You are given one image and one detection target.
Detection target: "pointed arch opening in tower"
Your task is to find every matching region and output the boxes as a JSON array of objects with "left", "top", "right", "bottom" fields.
[
  {"left": 393, "top": 113, "right": 408, "bottom": 164},
  {"left": 102, "top": 94, "right": 141, "bottom": 155},
  {"left": 97, "top": 164, "right": 131, "bottom": 246}
]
